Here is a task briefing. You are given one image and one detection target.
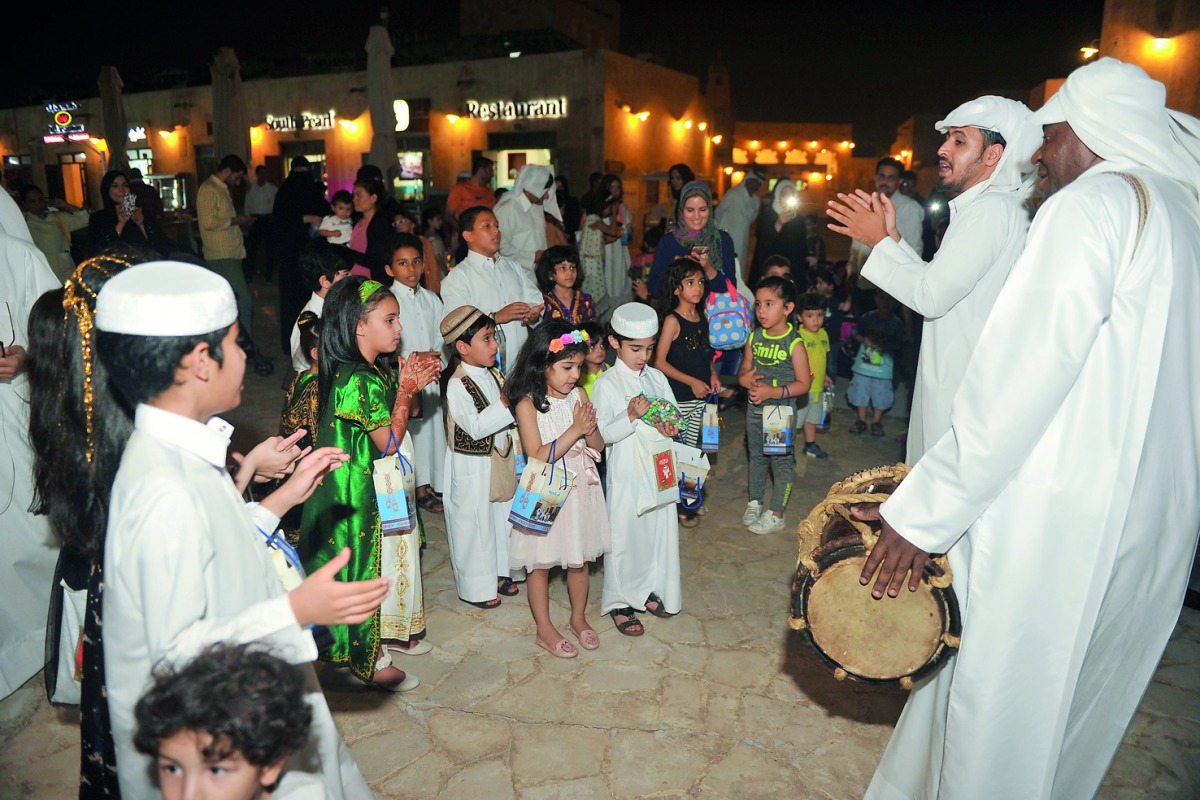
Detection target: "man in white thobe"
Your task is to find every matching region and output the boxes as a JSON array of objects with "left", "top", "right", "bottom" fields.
[
  {"left": 827, "top": 96, "right": 1039, "bottom": 462},
  {"left": 715, "top": 168, "right": 764, "bottom": 269},
  {"left": 859, "top": 58, "right": 1200, "bottom": 799},
  {"left": 0, "top": 193, "right": 59, "bottom": 699},
  {"left": 440, "top": 208, "right": 543, "bottom": 374},
  {"left": 494, "top": 164, "right": 560, "bottom": 276}
]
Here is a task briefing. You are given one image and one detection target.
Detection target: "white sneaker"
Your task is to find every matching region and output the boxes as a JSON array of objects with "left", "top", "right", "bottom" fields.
[
  {"left": 748, "top": 512, "right": 787, "bottom": 535},
  {"left": 742, "top": 500, "right": 765, "bottom": 527}
]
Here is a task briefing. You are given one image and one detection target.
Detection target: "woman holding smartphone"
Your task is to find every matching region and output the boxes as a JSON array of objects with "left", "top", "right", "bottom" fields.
[
  {"left": 87, "top": 170, "right": 173, "bottom": 258},
  {"left": 638, "top": 181, "right": 744, "bottom": 398},
  {"left": 748, "top": 178, "right": 808, "bottom": 287},
  {"left": 643, "top": 181, "right": 737, "bottom": 297}
]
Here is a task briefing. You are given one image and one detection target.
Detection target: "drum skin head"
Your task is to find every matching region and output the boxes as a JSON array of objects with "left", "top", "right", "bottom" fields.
[
  {"left": 792, "top": 541, "right": 961, "bottom": 686},
  {"left": 806, "top": 555, "right": 942, "bottom": 681}
]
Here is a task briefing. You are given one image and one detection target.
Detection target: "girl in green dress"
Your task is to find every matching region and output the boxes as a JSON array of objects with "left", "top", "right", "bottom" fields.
[{"left": 299, "top": 277, "right": 441, "bottom": 691}]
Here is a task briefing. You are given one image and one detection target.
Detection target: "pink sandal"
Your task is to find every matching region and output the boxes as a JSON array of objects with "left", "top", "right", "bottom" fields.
[{"left": 536, "top": 637, "right": 578, "bottom": 659}]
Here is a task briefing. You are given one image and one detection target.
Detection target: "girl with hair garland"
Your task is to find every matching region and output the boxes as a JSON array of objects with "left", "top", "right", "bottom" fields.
[
  {"left": 504, "top": 321, "right": 610, "bottom": 657},
  {"left": 26, "top": 254, "right": 134, "bottom": 796},
  {"left": 299, "top": 276, "right": 441, "bottom": 690}
]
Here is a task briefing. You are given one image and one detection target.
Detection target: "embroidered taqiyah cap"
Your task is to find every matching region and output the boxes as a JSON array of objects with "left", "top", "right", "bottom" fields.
[
  {"left": 440, "top": 305, "right": 485, "bottom": 344},
  {"left": 95, "top": 261, "right": 237, "bottom": 336},
  {"left": 611, "top": 302, "right": 659, "bottom": 339}
]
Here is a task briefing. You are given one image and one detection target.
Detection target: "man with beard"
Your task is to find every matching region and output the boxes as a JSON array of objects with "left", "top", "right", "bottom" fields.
[
  {"left": 272, "top": 157, "right": 330, "bottom": 353},
  {"left": 827, "top": 96, "right": 1038, "bottom": 462},
  {"left": 853, "top": 59, "right": 1200, "bottom": 799}
]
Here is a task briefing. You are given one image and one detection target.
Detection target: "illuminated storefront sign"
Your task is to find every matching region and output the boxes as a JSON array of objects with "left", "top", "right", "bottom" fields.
[
  {"left": 42, "top": 132, "right": 90, "bottom": 144},
  {"left": 265, "top": 110, "right": 336, "bottom": 132},
  {"left": 45, "top": 101, "right": 86, "bottom": 138},
  {"left": 128, "top": 126, "right": 147, "bottom": 142},
  {"left": 465, "top": 97, "right": 568, "bottom": 121}
]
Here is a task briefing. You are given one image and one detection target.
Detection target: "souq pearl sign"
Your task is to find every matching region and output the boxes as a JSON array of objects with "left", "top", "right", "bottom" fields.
[
  {"left": 465, "top": 97, "right": 568, "bottom": 121},
  {"left": 265, "top": 110, "right": 337, "bottom": 132}
]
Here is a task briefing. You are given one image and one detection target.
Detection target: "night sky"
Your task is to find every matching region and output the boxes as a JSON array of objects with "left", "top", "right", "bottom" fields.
[{"left": 1, "top": 1, "right": 1104, "bottom": 155}]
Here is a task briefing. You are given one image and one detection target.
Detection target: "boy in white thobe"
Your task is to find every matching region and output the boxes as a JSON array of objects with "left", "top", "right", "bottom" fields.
[
  {"left": 388, "top": 234, "right": 447, "bottom": 503},
  {"left": 439, "top": 207, "right": 542, "bottom": 375},
  {"left": 594, "top": 303, "right": 682, "bottom": 634},
  {"left": 440, "top": 305, "right": 525, "bottom": 606},
  {"left": 94, "top": 261, "right": 381, "bottom": 800}
]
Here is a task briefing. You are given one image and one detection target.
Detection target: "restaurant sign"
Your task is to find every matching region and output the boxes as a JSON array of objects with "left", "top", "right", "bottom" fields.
[
  {"left": 465, "top": 97, "right": 568, "bottom": 122},
  {"left": 45, "top": 101, "right": 85, "bottom": 137},
  {"left": 265, "top": 110, "right": 337, "bottom": 132}
]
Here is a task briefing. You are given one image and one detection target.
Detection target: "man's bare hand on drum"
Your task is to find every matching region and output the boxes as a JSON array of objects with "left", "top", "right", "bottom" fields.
[{"left": 851, "top": 505, "right": 930, "bottom": 599}]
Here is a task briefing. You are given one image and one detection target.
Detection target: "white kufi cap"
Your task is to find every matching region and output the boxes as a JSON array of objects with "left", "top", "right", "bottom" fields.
[
  {"left": 96, "top": 261, "right": 238, "bottom": 336},
  {"left": 610, "top": 302, "right": 659, "bottom": 339}
]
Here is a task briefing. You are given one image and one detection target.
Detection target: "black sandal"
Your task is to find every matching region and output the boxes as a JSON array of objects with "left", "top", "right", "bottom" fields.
[
  {"left": 497, "top": 577, "right": 519, "bottom": 597},
  {"left": 609, "top": 607, "right": 644, "bottom": 636},
  {"left": 462, "top": 597, "right": 501, "bottom": 610},
  {"left": 644, "top": 592, "right": 674, "bottom": 618},
  {"left": 416, "top": 492, "right": 444, "bottom": 514}
]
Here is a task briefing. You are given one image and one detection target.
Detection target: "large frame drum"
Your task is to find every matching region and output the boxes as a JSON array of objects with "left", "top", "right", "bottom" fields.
[{"left": 789, "top": 464, "right": 962, "bottom": 689}]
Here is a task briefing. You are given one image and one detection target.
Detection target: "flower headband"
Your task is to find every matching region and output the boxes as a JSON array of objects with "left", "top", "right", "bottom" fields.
[
  {"left": 548, "top": 329, "right": 590, "bottom": 353},
  {"left": 358, "top": 279, "right": 384, "bottom": 304}
]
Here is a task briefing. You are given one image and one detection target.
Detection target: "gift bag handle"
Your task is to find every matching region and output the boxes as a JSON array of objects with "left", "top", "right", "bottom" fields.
[
  {"left": 680, "top": 471, "right": 704, "bottom": 510},
  {"left": 383, "top": 431, "right": 399, "bottom": 456},
  {"left": 257, "top": 526, "right": 302, "bottom": 571},
  {"left": 546, "top": 440, "right": 570, "bottom": 489}
]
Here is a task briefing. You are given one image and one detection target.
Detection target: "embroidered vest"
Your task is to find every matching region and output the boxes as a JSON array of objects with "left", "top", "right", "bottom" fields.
[{"left": 444, "top": 365, "right": 513, "bottom": 456}]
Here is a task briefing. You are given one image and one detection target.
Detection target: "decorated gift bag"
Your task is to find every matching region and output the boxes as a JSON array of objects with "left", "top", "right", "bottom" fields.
[
  {"left": 509, "top": 441, "right": 576, "bottom": 534},
  {"left": 701, "top": 394, "right": 720, "bottom": 452},
  {"left": 820, "top": 387, "right": 835, "bottom": 428},
  {"left": 633, "top": 424, "right": 681, "bottom": 514},
  {"left": 763, "top": 404, "right": 795, "bottom": 455},
  {"left": 673, "top": 442, "right": 711, "bottom": 510},
  {"left": 514, "top": 430, "right": 527, "bottom": 480},
  {"left": 47, "top": 578, "right": 86, "bottom": 704},
  {"left": 373, "top": 432, "right": 416, "bottom": 533}
]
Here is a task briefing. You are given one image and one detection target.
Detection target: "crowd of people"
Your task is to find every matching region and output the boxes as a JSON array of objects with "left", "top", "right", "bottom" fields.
[{"left": 0, "top": 56, "right": 1198, "bottom": 799}]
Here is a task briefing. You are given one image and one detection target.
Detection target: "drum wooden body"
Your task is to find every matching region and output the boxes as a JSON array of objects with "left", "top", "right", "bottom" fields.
[{"left": 788, "top": 465, "right": 962, "bottom": 688}]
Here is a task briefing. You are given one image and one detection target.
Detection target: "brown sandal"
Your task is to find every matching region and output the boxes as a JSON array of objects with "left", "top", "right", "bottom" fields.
[{"left": 848, "top": 420, "right": 867, "bottom": 434}]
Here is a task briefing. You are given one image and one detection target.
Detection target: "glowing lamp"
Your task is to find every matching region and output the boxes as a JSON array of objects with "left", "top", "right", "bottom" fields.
[
  {"left": 445, "top": 114, "right": 461, "bottom": 124},
  {"left": 711, "top": 134, "right": 723, "bottom": 145},
  {"left": 1080, "top": 45, "right": 1099, "bottom": 59},
  {"left": 723, "top": 166, "right": 733, "bottom": 175},
  {"left": 698, "top": 122, "right": 707, "bottom": 131},
  {"left": 636, "top": 111, "right": 649, "bottom": 121}
]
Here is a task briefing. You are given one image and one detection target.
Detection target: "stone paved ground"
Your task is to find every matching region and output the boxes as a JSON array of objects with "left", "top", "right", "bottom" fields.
[{"left": 2, "top": 281, "right": 1197, "bottom": 798}]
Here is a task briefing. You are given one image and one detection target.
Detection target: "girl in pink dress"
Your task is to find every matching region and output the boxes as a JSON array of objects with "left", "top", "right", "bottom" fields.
[{"left": 505, "top": 321, "right": 611, "bottom": 658}]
